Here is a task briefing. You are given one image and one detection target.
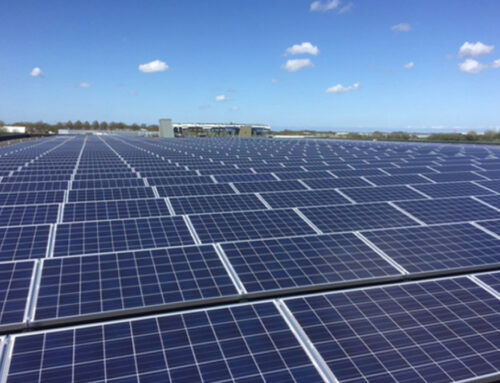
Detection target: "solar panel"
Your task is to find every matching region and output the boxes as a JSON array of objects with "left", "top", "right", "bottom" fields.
[
  {"left": 0, "top": 225, "right": 50, "bottom": 262},
  {"left": 304, "top": 177, "right": 370, "bottom": 189},
  {"left": 285, "top": 276, "right": 500, "bottom": 383},
  {"left": 476, "top": 170, "right": 500, "bottom": 180},
  {"left": 170, "top": 194, "right": 266, "bottom": 215},
  {"left": 364, "top": 174, "right": 431, "bottom": 186},
  {"left": 474, "top": 271, "right": 500, "bottom": 295},
  {"left": 0, "top": 181, "right": 68, "bottom": 193},
  {"left": 300, "top": 203, "right": 419, "bottom": 233},
  {"left": 259, "top": 189, "right": 350, "bottom": 209},
  {"left": 0, "top": 261, "right": 35, "bottom": 330},
  {"left": 0, "top": 191, "right": 65, "bottom": 206},
  {"left": 62, "top": 199, "right": 170, "bottom": 222},
  {"left": 221, "top": 233, "right": 402, "bottom": 293},
  {"left": 214, "top": 173, "right": 277, "bottom": 183},
  {"left": 384, "top": 166, "right": 437, "bottom": 175},
  {"left": 155, "top": 183, "right": 235, "bottom": 198},
  {"left": 476, "top": 220, "right": 500, "bottom": 236},
  {"left": 34, "top": 244, "right": 239, "bottom": 324},
  {"left": 147, "top": 175, "right": 215, "bottom": 186},
  {"left": 275, "top": 171, "right": 335, "bottom": 180},
  {"left": 478, "top": 195, "right": 500, "bottom": 209},
  {"left": 67, "top": 187, "right": 155, "bottom": 202},
  {"left": 53, "top": 216, "right": 195, "bottom": 257},
  {"left": 413, "top": 181, "right": 495, "bottom": 198},
  {"left": 339, "top": 185, "right": 424, "bottom": 203},
  {"left": 394, "top": 197, "right": 500, "bottom": 224},
  {"left": 189, "top": 209, "right": 317, "bottom": 244},
  {"left": 332, "top": 169, "right": 385, "bottom": 177},
  {"left": 363, "top": 223, "right": 500, "bottom": 275},
  {"left": 71, "top": 178, "right": 145, "bottom": 189},
  {"left": 478, "top": 180, "right": 500, "bottom": 193},
  {"left": 232, "top": 180, "right": 307, "bottom": 193},
  {"left": 0, "top": 204, "right": 59, "bottom": 226},
  {"left": 424, "top": 171, "right": 486, "bottom": 183},
  {"left": 6, "top": 302, "right": 325, "bottom": 383}
]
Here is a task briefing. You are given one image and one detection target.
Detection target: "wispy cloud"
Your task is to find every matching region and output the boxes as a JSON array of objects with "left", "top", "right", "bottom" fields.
[
  {"left": 30, "top": 67, "right": 43, "bottom": 77},
  {"left": 326, "top": 82, "right": 360, "bottom": 94},
  {"left": 77, "top": 82, "right": 91, "bottom": 88},
  {"left": 282, "top": 58, "right": 314, "bottom": 72},
  {"left": 391, "top": 23, "right": 411, "bottom": 32},
  {"left": 230, "top": 106, "right": 239, "bottom": 112},
  {"left": 138, "top": 60, "right": 169, "bottom": 73},
  {"left": 459, "top": 41, "right": 494, "bottom": 57},
  {"left": 404, "top": 61, "right": 415, "bottom": 70},
  {"left": 129, "top": 90, "right": 137, "bottom": 96},
  {"left": 338, "top": 2, "right": 354, "bottom": 14},
  {"left": 215, "top": 95, "right": 228, "bottom": 102},
  {"left": 271, "top": 78, "right": 279, "bottom": 84},
  {"left": 310, "top": 0, "right": 340, "bottom": 12},
  {"left": 492, "top": 59, "right": 500, "bottom": 68},
  {"left": 285, "top": 42, "right": 319, "bottom": 56}
]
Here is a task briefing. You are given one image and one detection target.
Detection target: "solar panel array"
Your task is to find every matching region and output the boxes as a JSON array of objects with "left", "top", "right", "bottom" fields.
[{"left": 0, "top": 135, "right": 499, "bottom": 382}]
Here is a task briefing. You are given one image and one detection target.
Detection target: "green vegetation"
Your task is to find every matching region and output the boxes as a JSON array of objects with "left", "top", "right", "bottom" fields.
[{"left": 0, "top": 121, "right": 159, "bottom": 135}]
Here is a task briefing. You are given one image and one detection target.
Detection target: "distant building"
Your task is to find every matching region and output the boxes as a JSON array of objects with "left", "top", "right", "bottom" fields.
[
  {"left": 0, "top": 126, "right": 26, "bottom": 134},
  {"left": 170, "top": 122, "right": 271, "bottom": 137}
]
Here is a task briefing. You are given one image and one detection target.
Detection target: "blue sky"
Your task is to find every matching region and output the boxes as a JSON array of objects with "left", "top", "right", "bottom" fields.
[{"left": 1, "top": 0, "right": 499, "bottom": 132}]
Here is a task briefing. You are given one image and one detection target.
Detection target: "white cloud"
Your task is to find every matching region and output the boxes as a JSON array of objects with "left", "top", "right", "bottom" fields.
[
  {"left": 391, "top": 23, "right": 411, "bottom": 32},
  {"left": 459, "top": 59, "right": 487, "bottom": 74},
  {"left": 285, "top": 42, "right": 319, "bottom": 56},
  {"left": 459, "top": 41, "right": 494, "bottom": 57},
  {"left": 30, "top": 67, "right": 43, "bottom": 77},
  {"left": 215, "top": 95, "right": 228, "bottom": 102},
  {"left": 338, "top": 2, "right": 354, "bottom": 14},
  {"left": 492, "top": 58, "right": 500, "bottom": 68},
  {"left": 404, "top": 61, "right": 415, "bottom": 70},
  {"left": 230, "top": 106, "right": 239, "bottom": 112},
  {"left": 271, "top": 78, "right": 279, "bottom": 84},
  {"left": 77, "top": 82, "right": 91, "bottom": 88},
  {"left": 326, "top": 82, "right": 360, "bottom": 94},
  {"left": 138, "top": 60, "right": 169, "bottom": 73},
  {"left": 282, "top": 58, "right": 314, "bottom": 72},
  {"left": 310, "top": 0, "right": 339, "bottom": 12}
]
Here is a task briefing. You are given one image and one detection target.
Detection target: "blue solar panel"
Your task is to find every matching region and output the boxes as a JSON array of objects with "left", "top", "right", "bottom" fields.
[
  {"left": 221, "top": 233, "right": 402, "bottom": 293},
  {"left": 62, "top": 199, "right": 170, "bottom": 222},
  {"left": 260, "top": 189, "right": 350, "bottom": 208},
  {"left": 34, "top": 245, "right": 238, "bottom": 324},
  {"left": 275, "top": 171, "right": 335, "bottom": 180},
  {"left": 476, "top": 170, "right": 500, "bottom": 180},
  {"left": 232, "top": 180, "right": 307, "bottom": 193},
  {"left": 425, "top": 171, "right": 486, "bottom": 183},
  {"left": 364, "top": 174, "right": 431, "bottom": 186},
  {"left": 3, "top": 175, "right": 71, "bottom": 183},
  {"left": 189, "top": 209, "right": 317, "bottom": 244},
  {"left": 71, "top": 178, "right": 145, "bottom": 189},
  {"left": 6, "top": 302, "right": 324, "bottom": 383},
  {"left": 478, "top": 195, "right": 500, "bottom": 209},
  {"left": 147, "top": 175, "right": 215, "bottom": 186},
  {"left": 0, "top": 181, "right": 68, "bottom": 193},
  {"left": 0, "top": 225, "right": 50, "bottom": 261},
  {"left": 474, "top": 271, "right": 500, "bottom": 295},
  {"left": 285, "top": 277, "right": 500, "bottom": 383},
  {"left": 394, "top": 197, "right": 500, "bottom": 224},
  {"left": 476, "top": 220, "right": 500, "bottom": 236},
  {"left": 384, "top": 166, "right": 437, "bottom": 175},
  {"left": 156, "top": 183, "right": 235, "bottom": 197},
  {"left": 478, "top": 180, "right": 500, "bottom": 193},
  {"left": 0, "top": 204, "right": 59, "bottom": 226},
  {"left": 339, "top": 185, "right": 424, "bottom": 203},
  {"left": 413, "top": 181, "right": 495, "bottom": 198},
  {"left": 0, "top": 191, "right": 65, "bottom": 206},
  {"left": 67, "top": 187, "right": 155, "bottom": 202},
  {"left": 304, "top": 177, "right": 370, "bottom": 189},
  {"left": 363, "top": 223, "right": 500, "bottom": 275},
  {"left": 0, "top": 261, "right": 35, "bottom": 330},
  {"left": 214, "top": 173, "right": 276, "bottom": 183},
  {"left": 53, "top": 216, "right": 195, "bottom": 257},
  {"left": 300, "top": 203, "right": 419, "bottom": 233},
  {"left": 170, "top": 194, "right": 266, "bottom": 215}
]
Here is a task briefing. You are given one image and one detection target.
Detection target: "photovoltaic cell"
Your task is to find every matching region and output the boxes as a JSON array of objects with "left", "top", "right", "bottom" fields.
[
  {"left": 0, "top": 261, "right": 35, "bottom": 329},
  {"left": 7, "top": 302, "right": 324, "bottom": 383},
  {"left": 0, "top": 225, "right": 50, "bottom": 262},
  {"left": 478, "top": 195, "right": 500, "bottom": 209},
  {"left": 300, "top": 203, "right": 419, "bottom": 233},
  {"left": 0, "top": 191, "right": 64, "bottom": 206},
  {"left": 363, "top": 223, "right": 500, "bottom": 275},
  {"left": 221, "top": 233, "right": 401, "bottom": 293},
  {"left": 304, "top": 177, "right": 370, "bottom": 189},
  {"left": 424, "top": 172, "right": 485, "bottom": 183},
  {"left": 170, "top": 194, "right": 266, "bottom": 215},
  {"left": 478, "top": 180, "right": 500, "bottom": 193},
  {"left": 285, "top": 277, "right": 500, "bottom": 383},
  {"left": 339, "top": 185, "right": 423, "bottom": 203},
  {"left": 413, "top": 182, "right": 494, "bottom": 198},
  {"left": 364, "top": 174, "right": 431, "bottom": 186},
  {"left": 475, "top": 271, "right": 500, "bottom": 295},
  {"left": 232, "top": 180, "right": 307, "bottom": 193},
  {"left": 189, "top": 209, "right": 316, "bottom": 244},
  {"left": 155, "top": 183, "right": 235, "bottom": 198},
  {"left": 0, "top": 181, "right": 68, "bottom": 193},
  {"left": 476, "top": 220, "right": 500, "bottom": 236},
  {"left": 71, "top": 179, "right": 145, "bottom": 189},
  {"left": 53, "top": 216, "right": 195, "bottom": 257},
  {"left": 0, "top": 204, "right": 59, "bottom": 226},
  {"left": 34, "top": 245, "right": 238, "bottom": 323},
  {"left": 67, "top": 187, "right": 155, "bottom": 202},
  {"left": 62, "top": 199, "right": 170, "bottom": 222},
  {"left": 260, "top": 189, "right": 350, "bottom": 209},
  {"left": 395, "top": 197, "right": 500, "bottom": 224}
]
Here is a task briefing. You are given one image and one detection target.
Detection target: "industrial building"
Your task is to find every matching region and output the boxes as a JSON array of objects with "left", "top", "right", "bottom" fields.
[{"left": 159, "top": 119, "right": 271, "bottom": 138}]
